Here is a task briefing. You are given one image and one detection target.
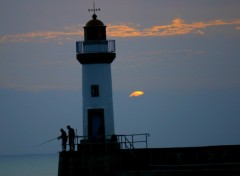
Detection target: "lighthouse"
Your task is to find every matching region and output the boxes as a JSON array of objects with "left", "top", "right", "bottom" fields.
[{"left": 76, "top": 12, "right": 116, "bottom": 141}]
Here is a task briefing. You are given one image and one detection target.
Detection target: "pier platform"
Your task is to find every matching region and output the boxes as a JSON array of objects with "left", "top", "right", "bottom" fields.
[{"left": 58, "top": 135, "right": 240, "bottom": 176}]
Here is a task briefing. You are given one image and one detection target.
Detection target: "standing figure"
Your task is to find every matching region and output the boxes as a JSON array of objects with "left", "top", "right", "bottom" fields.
[
  {"left": 67, "top": 125, "right": 75, "bottom": 151},
  {"left": 58, "top": 128, "right": 67, "bottom": 151}
]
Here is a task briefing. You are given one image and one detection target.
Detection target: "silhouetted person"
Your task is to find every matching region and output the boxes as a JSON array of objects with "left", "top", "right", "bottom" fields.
[
  {"left": 58, "top": 128, "right": 67, "bottom": 151},
  {"left": 67, "top": 125, "right": 75, "bottom": 151}
]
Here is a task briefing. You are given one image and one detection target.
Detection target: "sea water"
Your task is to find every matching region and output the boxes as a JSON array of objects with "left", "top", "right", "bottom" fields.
[{"left": 0, "top": 153, "right": 58, "bottom": 176}]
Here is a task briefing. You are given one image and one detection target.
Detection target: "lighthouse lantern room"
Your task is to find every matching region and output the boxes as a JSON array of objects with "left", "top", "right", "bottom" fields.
[{"left": 76, "top": 13, "right": 116, "bottom": 142}]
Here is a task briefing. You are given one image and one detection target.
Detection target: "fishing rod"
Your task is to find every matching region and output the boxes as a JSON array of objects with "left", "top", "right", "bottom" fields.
[{"left": 34, "top": 137, "right": 58, "bottom": 147}]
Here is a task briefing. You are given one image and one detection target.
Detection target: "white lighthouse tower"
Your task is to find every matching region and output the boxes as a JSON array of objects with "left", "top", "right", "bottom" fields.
[{"left": 76, "top": 12, "right": 116, "bottom": 141}]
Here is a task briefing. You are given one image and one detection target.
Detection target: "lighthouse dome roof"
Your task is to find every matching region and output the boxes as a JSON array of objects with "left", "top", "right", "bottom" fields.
[{"left": 85, "top": 14, "right": 105, "bottom": 27}]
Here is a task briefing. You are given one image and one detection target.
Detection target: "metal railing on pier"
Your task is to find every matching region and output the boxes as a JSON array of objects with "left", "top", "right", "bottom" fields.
[
  {"left": 75, "top": 133, "right": 150, "bottom": 150},
  {"left": 117, "top": 133, "right": 150, "bottom": 149},
  {"left": 76, "top": 40, "right": 115, "bottom": 54}
]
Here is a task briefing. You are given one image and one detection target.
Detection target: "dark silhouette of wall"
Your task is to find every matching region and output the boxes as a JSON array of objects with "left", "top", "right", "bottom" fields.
[{"left": 58, "top": 144, "right": 240, "bottom": 176}]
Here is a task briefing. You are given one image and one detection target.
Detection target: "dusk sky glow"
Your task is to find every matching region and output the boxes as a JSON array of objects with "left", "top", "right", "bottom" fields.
[{"left": 0, "top": 0, "right": 240, "bottom": 155}]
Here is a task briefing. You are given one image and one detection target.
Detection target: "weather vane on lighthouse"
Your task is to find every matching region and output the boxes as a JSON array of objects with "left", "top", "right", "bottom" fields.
[{"left": 88, "top": 1, "right": 100, "bottom": 15}]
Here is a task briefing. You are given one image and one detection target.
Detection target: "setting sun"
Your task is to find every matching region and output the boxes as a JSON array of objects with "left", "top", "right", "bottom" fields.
[{"left": 129, "top": 90, "right": 144, "bottom": 97}]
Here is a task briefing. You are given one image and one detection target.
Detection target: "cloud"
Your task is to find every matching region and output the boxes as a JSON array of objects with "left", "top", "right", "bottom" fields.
[
  {"left": 108, "top": 18, "right": 240, "bottom": 37},
  {"left": 0, "top": 30, "right": 83, "bottom": 44},
  {"left": 107, "top": 23, "right": 142, "bottom": 37},
  {"left": 0, "top": 18, "right": 240, "bottom": 43},
  {"left": 0, "top": 83, "right": 81, "bottom": 92}
]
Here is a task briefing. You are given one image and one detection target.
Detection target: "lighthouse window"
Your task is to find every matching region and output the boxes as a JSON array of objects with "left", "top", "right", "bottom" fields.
[{"left": 91, "top": 85, "right": 99, "bottom": 97}]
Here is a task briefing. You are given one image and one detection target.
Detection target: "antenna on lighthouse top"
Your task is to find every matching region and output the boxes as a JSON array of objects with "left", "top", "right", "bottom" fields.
[{"left": 88, "top": 1, "right": 100, "bottom": 15}]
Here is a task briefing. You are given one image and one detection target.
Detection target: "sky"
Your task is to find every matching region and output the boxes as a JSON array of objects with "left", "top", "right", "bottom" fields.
[{"left": 0, "top": 0, "right": 240, "bottom": 155}]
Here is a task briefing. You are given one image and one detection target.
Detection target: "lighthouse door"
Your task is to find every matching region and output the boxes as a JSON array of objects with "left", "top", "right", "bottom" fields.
[{"left": 88, "top": 109, "right": 105, "bottom": 141}]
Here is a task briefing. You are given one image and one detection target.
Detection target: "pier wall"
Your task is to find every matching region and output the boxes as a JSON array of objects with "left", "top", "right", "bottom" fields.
[{"left": 58, "top": 144, "right": 240, "bottom": 176}]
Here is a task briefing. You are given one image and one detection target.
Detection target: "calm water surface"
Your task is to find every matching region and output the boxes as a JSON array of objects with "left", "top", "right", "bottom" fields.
[{"left": 0, "top": 153, "right": 58, "bottom": 176}]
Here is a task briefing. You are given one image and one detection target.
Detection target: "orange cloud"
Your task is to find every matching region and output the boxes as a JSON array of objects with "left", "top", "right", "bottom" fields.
[
  {"left": 0, "top": 31, "right": 83, "bottom": 43},
  {"left": 1, "top": 18, "right": 240, "bottom": 43},
  {"left": 108, "top": 18, "right": 240, "bottom": 37},
  {"left": 107, "top": 24, "right": 142, "bottom": 37}
]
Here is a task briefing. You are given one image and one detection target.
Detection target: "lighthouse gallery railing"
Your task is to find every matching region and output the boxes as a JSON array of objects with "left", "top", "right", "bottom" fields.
[{"left": 76, "top": 40, "right": 115, "bottom": 54}]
